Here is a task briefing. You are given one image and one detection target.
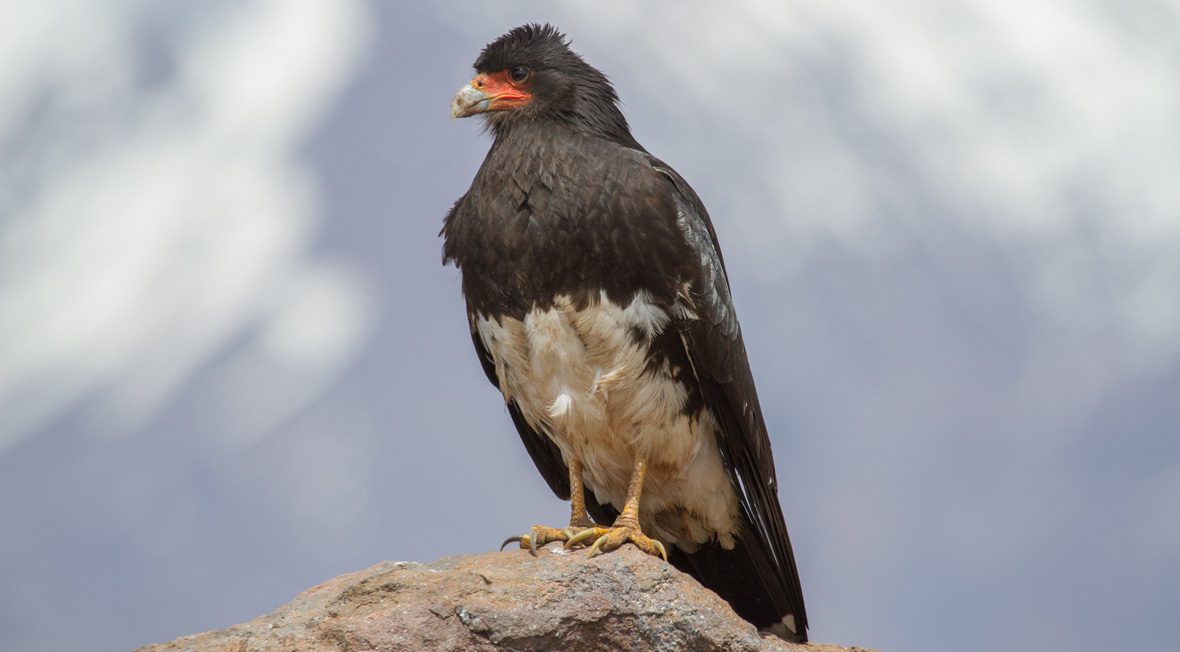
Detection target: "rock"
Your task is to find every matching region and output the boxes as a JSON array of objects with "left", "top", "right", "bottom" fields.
[{"left": 137, "top": 546, "right": 871, "bottom": 651}]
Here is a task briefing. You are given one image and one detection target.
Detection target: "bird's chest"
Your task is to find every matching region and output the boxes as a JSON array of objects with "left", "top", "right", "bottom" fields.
[
  {"left": 454, "top": 195, "right": 633, "bottom": 317},
  {"left": 474, "top": 293, "right": 705, "bottom": 487},
  {"left": 475, "top": 293, "right": 740, "bottom": 548},
  {"left": 445, "top": 140, "right": 686, "bottom": 318}
]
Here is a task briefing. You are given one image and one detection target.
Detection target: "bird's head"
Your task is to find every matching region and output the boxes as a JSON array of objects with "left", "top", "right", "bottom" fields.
[{"left": 450, "top": 24, "right": 635, "bottom": 144}]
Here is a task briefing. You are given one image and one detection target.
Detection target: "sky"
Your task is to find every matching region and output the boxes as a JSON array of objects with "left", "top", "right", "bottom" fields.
[{"left": 1, "top": 1, "right": 1178, "bottom": 650}]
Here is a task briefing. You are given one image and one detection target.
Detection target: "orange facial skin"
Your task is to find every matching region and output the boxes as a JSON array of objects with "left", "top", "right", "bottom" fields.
[{"left": 470, "top": 70, "right": 532, "bottom": 111}]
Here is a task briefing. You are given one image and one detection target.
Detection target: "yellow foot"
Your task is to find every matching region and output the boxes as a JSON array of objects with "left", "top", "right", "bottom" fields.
[
  {"left": 564, "top": 523, "right": 668, "bottom": 561},
  {"left": 501, "top": 525, "right": 581, "bottom": 556}
]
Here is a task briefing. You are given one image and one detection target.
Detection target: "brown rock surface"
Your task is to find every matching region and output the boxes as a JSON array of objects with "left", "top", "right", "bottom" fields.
[{"left": 138, "top": 546, "right": 871, "bottom": 651}]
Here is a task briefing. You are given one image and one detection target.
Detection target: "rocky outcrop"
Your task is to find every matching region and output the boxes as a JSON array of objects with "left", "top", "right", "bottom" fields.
[{"left": 138, "top": 546, "right": 871, "bottom": 651}]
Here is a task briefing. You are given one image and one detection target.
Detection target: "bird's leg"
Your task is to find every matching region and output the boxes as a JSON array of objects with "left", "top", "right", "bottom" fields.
[
  {"left": 565, "top": 457, "right": 598, "bottom": 530},
  {"left": 501, "top": 457, "right": 600, "bottom": 555},
  {"left": 563, "top": 457, "right": 667, "bottom": 561}
]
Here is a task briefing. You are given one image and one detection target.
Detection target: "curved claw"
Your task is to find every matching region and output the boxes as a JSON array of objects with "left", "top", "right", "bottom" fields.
[
  {"left": 586, "top": 533, "right": 610, "bottom": 558},
  {"left": 500, "top": 535, "right": 530, "bottom": 553},
  {"left": 563, "top": 527, "right": 606, "bottom": 549},
  {"left": 581, "top": 525, "right": 668, "bottom": 562},
  {"left": 500, "top": 533, "right": 539, "bottom": 556},
  {"left": 500, "top": 525, "right": 570, "bottom": 556}
]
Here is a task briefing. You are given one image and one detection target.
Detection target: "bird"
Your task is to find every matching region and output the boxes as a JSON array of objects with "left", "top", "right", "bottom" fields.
[{"left": 441, "top": 24, "right": 808, "bottom": 641}]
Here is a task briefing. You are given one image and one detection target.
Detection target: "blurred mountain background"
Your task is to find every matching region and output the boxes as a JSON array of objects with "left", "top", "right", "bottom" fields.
[{"left": 1, "top": 2, "right": 1177, "bottom": 650}]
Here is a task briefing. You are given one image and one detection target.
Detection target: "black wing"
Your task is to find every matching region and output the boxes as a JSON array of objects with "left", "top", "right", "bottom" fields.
[{"left": 652, "top": 160, "right": 809, "bottom": 641}]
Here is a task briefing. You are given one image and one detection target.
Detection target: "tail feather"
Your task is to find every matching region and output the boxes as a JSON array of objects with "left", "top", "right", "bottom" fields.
[{"left": 668, "top": 532, "right": 807, "bottom": 642}]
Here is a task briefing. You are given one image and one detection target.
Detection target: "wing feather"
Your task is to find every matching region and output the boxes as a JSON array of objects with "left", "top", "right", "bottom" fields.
[{"left": 653, "top": 160, "right": 808, "bottom": 638}]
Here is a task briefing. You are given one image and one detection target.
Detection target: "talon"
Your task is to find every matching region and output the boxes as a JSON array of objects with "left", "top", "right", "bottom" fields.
[
  {"left": 577, "top": 522, "right": 667, "bottom": 561},
  {"left": 501, "top": 535, "right": 524, "bottom": 551},
  {"left": 586, "top": 533, "right": 609, "bottom": 558},
  {"left": 563, "top": 527, "right": 606, "bottom": 549},
  {"left": 499, "top": 533, "right": 538, "bottom": 556},
  {"left": 500, "top": 525, "right": 571, "bottom": 555}
]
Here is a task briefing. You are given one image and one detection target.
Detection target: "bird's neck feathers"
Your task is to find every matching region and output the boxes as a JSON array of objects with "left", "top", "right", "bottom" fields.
[{"left": 571, "top": 89, "right": 642, "bottom": 150}]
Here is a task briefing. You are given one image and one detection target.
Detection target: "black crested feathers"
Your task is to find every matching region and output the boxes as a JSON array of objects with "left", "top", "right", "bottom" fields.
[
  {"left": 469, "top": 23, "right": 637, "bottom": 148},
  {"left": 473, "top": 23, "right": 571, "bottom": 73}
]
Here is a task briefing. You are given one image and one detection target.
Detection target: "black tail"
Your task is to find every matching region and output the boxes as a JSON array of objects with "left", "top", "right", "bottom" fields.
[
  {"left": 586, "top": 492, "right": 806, "bottom": 641},
  {"left": 668, "top": 529, "right": 808, "bottom": 642}
]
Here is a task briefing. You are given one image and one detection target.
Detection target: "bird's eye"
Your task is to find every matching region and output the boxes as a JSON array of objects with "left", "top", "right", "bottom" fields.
[{"left": 508, "top": 66, "right": 529, "bottom": 83}]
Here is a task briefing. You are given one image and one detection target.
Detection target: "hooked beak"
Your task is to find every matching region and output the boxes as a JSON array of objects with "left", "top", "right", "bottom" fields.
[
  {"left": 450, "top": 83, "right": 491, "bottom": 119},
  {"left": 450, "top": 72, "right": 532, "bottom": 119}
]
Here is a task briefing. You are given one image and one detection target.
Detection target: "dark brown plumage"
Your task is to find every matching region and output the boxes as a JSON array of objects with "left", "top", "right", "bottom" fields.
[{"left": 442, "top": 24, "right": 807, "bottom": 641}]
